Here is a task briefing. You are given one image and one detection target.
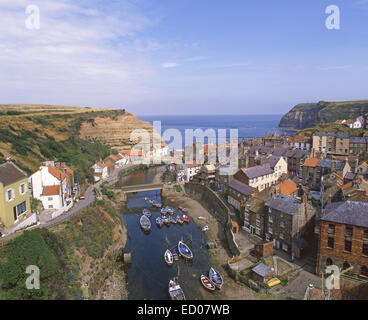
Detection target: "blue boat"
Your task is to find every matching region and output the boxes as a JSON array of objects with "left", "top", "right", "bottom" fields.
[
  {"left": 168, "top": 278, "right": 185, "bottom": 300},
  {"left": 140, "top": 215, "right": 151, "bottom": 232},
  {"left": 208, "top": 267, "right": 223, "bottom": 289},
  {"left": 161, "top": 207, "right": 167, "bottom": 215},
  {"left": 178, "top": 241, "right": 193, "bottom": 260},
  {"left": 142, "top": 209, "right": 151, "bottom": 218}
]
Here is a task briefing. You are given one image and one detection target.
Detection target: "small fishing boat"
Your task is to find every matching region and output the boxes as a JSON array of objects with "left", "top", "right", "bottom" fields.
[
  {"left": 178, "top": 206, "right": 183, "bottom": 211},
  {"left": 165, "top": 206, "right": 174, "bottom": 215},
  {"left": 198, "top": 216, "right": 207, "bottom": 220},
  {"left": 163, "top": 216, "right": 170, "bottom": 226},
  {"left": 151, "top": 200, "right": 162, "bottom": 208},
  {"left": 182, "top": 215, "right": 190, "bottom": 223},
  {"left": 172, "top": 249, "right": 179, "bottom": 261},
  {"left": 168, "top": 278, "right": 185, "bottom": 300},
  {"left": 178, "top": 241, "right": 193, "bottom": 260},
  {"left": 140, "top": 215, "right": 151, "bottom": 232},
  {"left": 171, "top": 216, "right": 177, "bottom": 224},
  {"left": 144, "top": 197, "right": 149, "bottom": 201},
  {"left": 156, "top": 216, "right": 163, "bottom": 227},
  {"left": 148, "top": 199, "right": 153, "bottom": 204},
  {"left": 164, "top": 249, "right": 174, "bottom": 266},
  {"left": 182, "top": 208, "right": 188, "bottom": 213},
  {"left": 142, "top": 209, "right": 151, "bottom": 218},
  {"left": 161, "top": 207, "right": 167, "bottom": 215},
  {"left": 202, "top": 225, "right": 209, "bottom": 232},
  {"left": 208, "top": 267, "right": 223, "bottom": 289},
  {"left": 176, "top": 215, "right": 183, "bottom": 224},
  {"left": 200, "top": 275, "right": 216, "bottom": 291}
]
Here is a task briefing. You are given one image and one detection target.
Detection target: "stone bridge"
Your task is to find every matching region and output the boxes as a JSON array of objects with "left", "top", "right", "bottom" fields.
[{"left": 118, "top": 183, "right": 164, "bottom": 193}]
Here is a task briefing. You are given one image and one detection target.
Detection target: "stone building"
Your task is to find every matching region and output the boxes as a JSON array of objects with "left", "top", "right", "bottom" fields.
[
  {"left": 227, "top": 179, "right": 254, "bottom": 210},
  {"left": 265, "top": 194, "right": 316, "bottom": 256},
  {"left": 317, "top": 201, "right": 368, "bottom": 279},
  {"left": 242, "top": 197, "right": 266, "bottom": 239}
]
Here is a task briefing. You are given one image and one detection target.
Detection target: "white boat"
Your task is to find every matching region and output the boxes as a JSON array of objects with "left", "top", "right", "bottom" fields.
[
  {"left": 202, "top": 225, "right": 209, "bottom": 232},
  {"left": 164, "top": 249, "right": 174, "bottom": 266},
  {"left": 168, "top": 278, "right": 185, "bottom": 300}
]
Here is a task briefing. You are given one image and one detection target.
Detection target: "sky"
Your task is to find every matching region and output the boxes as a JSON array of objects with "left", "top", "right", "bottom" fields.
[{"left": 0, "top": 0, "right": 367, "bottom": 115}]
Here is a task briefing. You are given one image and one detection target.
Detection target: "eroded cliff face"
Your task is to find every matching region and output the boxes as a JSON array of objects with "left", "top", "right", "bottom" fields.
[
  {"left": 278, "top": 103, "right": 323, "bottom": 129},
  {"left": 79, "top": 112, "right": 161, "bottom": 151},
  {"left": 279, "top": 100, "right": 368, "bottom": 130}
]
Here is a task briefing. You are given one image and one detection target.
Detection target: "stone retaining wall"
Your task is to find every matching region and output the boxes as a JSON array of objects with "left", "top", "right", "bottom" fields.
[{"left": 184, "top": 183, "right": 240, "bottom": 256}]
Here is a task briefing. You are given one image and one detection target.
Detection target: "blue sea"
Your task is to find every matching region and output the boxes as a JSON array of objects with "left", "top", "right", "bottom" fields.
[{"left": 138, "top": 114, "right": 292, "bottom": 149}]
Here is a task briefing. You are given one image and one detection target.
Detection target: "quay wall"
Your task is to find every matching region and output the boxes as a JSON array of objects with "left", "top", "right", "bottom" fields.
[{"left": 184, "top": 183, "right": 240, "bottom": 256}]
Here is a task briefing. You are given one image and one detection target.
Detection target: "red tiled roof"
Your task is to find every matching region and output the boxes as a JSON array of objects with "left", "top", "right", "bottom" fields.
[
  {"left": 122, "top": 150, "right": 143, "bottom": 156},
  {"left": 304, "top": 157, "right": 320, "bottom": 168},
  {"left": 276, "top": 179, "right": 298, "bottom": 196},
  {"left": 41, "top": 185, "right": 60, "bottom": 196}
]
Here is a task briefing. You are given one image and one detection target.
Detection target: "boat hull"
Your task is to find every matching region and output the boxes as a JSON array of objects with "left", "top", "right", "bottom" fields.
[
  {"left": 178, "top": 241, "right": 193, "bottom": 260},
  {"left": 209, "top": 267, "right": 223, "bottom": 289},
  {"left": 200, "top": 275, "right": 216, "bottom": 291}
]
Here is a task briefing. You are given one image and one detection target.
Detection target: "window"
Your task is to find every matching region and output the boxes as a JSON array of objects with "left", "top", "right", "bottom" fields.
[
  {"left": 268, "top": 227, "right": 273, "bottom": 235},
  {"left": 20, "top": 183, "right": 26, "bottom": 195},
  {"left": 48, "top": 205, "right": 53, "bottom": 209},
  {"left": 363, "top": 243, "right": 368, "bottom": 256},
  {"left": 345, "top": 227, "right": 353, "bottom": 237},
  {"left": 282, "top": 243, "right": 288, "bottom": 251},
  {"left": 342, "top": 262, "right": 351, "bottom": 271},
  {"left": 364, "top": 230, "right": 368, "bottom": 240},
  {"left": 328, "top": 224, "right": 335, "bottom": 235},
  {"left": 256, "top": 220, "right": 260, "bottom": 227},
  {"left": 327, "top": 237, "right": 334, "bottom": 249},
  {"left": 360, "top": 266, "right": 368, "bottom": 277},
  {"left": 48, "top": 197, "right": 53, "bottom": 201},
  {"left": 268, "top": 215, "right": 273, "bottom": 223},
  {"left": 6, "top": 189, "right": 14, "bottom": 202},
  {"left": 280, "top": 232, "right": 284, "bottom": 239},
  {"left": 15, "top": 201, "right": 27, "bottom": 218},
  {"left": 256, "top": 227, "right": 261, "bottom": 235},
  {"left": 280, "top": 221, "right": 285, "bottom": 228},
  {"left": 345, "top": 239, "right": 352, "bottom": 252}
]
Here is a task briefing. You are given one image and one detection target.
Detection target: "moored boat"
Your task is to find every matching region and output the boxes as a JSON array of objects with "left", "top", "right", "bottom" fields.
[
  {"left": 156, "top": 216, "right": 163, "bottom": 227},
  {"left": 178, "top": 206, "right": 183, "bottom": 211},
  {"left": 151, "top": 200, "right": 162, "bottom": 208},
  {"left": 165, "top": 206, "right": 174, "bottom": 215},
  {"left": 208, "top": 267, "right": 223, "bottom": 289},
  {"left": 142, "top": 209, "right": 151, "bottom": 218},
  {"left": 144, "top": 197, "right": 149, "bottom": 201},
  {"left": 161, "top": 207, "right": 167, "bottom": 215},
  {"left": 178, "top": 241, "right": 193, "bottom": 260},
  {"left": 163, "top": 216, "right": 170, "bottom": 226},
  {"left": 164, "top": 249, "right": 174, "bottom": 266},
  {"left": 182, "top": 215, "right": 190, "bottom": 223},
  {"left": 168, "top": 278, "right": 185, "bottom": 300},
  {"left": 140, "top": 215, "right": 151, "bottom": 232},
  {"left": 172, "top": 249, "right": 179, "bottom": 261},
  {"left": 202, "top": 225, "right": 208, "bottom": 232},
  {"left": 176, "top": 215, "right": 183, "bottom": 224},
  {"left": 182, "top": 208, "right": 188, "bottom": 213},
  {"left": 170, "top": 216, "right": 177, "bottom": 224},
  {"left": 200, "top": 275, "right": 216, "bottom": 291}
]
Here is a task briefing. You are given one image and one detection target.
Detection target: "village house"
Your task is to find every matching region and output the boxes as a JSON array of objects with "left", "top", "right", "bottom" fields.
[
  {"left": 227, "top": 179, "right": 254, "bottom": 210},
  {"left": 275, "top": 179, "right": 298, "bottom": 197},
  {"left": 317, "top": 201, "right": 368, "bottom": 280},
  {"left": 29, "top": 162, "right": 74, "bottom": 210},
  {"left": 285, "top": 149, "right": 309, "bottom": 177},
  {"left": 265, "top": 193, "right": 316, "bottom": 257},
  {"left": 92, "top": 161, "right": 109, "bottom": 181},
  {"left": 197, "top": 164, "right": 217, "bottom": 186},
  {"left": 312, "top": 132, "right": 350, "bottom": 156},
  {"left": 349, "top": 137, "right": 367, "bottom": 155},
  {"left": 215, "top": 165, "right": 235, "bottom": 194},
  {"left": 179, "top": 162, "right": 201, "bottom": 182},
  {"left": 122, "top": 149, "right": 145, "bottom": 164},
  {"left": 287, "top": 135, "right": 311, "bottom": 151},
  {"left": 106, "top": 153, "right": 129, "bottom": 168},
  {"left": 0, "top": 161, "right": 31, "bottom": 227},
  {"left": 242, "top": 196, "right": 266, "bottom": 239}
]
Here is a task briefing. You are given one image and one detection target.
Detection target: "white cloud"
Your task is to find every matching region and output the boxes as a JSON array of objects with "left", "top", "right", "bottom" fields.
[
  {"left": 161, "top": 62, "right": 179, "bottom": 68},
  {"left": 0, "top": 0, "right": 161, "bottom": 107}
]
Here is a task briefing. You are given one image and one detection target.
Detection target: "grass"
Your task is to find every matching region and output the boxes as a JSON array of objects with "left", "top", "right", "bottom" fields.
[{"left": 297, "top": 123, "right": 365, "bottom": 137}]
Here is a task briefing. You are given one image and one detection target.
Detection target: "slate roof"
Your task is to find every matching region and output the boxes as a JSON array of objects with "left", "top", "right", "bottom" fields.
[
  {"left": 285, "top": 149, "right": 309, "bottom": 159},
  {"left": 252, "top": 263, "right": 271, "bottom": 277},
  {"left": 263, "top": 156, "right": 281, "bottom": 169},
  {"left": 350, "top": 137, "right": 367, "bottom": 144},
  {"left": 266, "top": 194, "right": 301, "bottom": 215},
  {"left": 322, "top": 201, "right": 368, "bottom": 228},
  {"left": 242, "top": 164, "right": 274, "bottom": 179},
  {"left": 0, "top": 162, "right": 28, "bottom": 186},
  {"left": 317, "top": 159, "right": 345, "bottom": 170},
  {"left": 229, "top": 179, "right": 254, "bottom": 196},
  {"left": 344, "top": 172, "right": 357, "bottom": 180}
]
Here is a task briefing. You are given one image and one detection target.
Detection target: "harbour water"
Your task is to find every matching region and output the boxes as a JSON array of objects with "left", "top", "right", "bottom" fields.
[{"left": 121, "top": 167, "right": 211, "bottom": 300}]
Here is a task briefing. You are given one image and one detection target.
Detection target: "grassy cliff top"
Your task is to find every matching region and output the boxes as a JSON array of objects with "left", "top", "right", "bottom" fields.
[
  {"left": 296, "top": 123, "right": 365, "bottom": 137},
  {"left": 0, "top": 105, "right": 127, "bottom": 183}
]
